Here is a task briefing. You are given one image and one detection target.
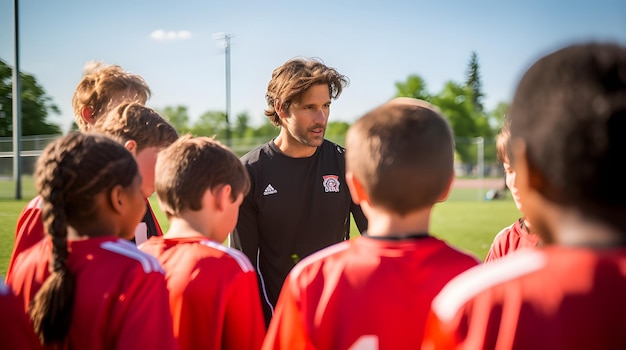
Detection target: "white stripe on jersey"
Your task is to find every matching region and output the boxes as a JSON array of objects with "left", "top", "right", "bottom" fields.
[
  {"left": 257, "top": 248, "right": 274, "bottom": 316},
  {"left": 26, "top": 195, "right": 43, "bottom": 210},
  {"left": 289, "top": 240, "right": 351, "bottom": 279},
  {"left": 432, "top": 249, "right": 546, "bottom": 322},
  {"left": 101, "top": 239, "right": 164, "bottom": 274},
  {"left": 200, "top": 240, "right": 255, "bottom": 273}
]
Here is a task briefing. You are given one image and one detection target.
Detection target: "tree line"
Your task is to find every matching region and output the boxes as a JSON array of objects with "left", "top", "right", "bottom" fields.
[{"left": 0, "top": 52, "right": 508, "bottom": 163}]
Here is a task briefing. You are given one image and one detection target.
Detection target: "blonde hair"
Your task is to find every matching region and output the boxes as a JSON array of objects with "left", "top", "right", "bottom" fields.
[{"left": 72, "top": 61, "right": 151, "bottom": 130}]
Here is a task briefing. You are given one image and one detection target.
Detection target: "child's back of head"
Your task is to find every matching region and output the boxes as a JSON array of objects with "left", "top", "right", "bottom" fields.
[
  {"left": 72, "top": 61, "right": 151, "bottom": 130},
  {"left": 508, "top": 42, "right": 626, "bottom": 239},
  {"left": 346, "top": 97, "right": 455, "bottom": 215},
  {"left": 95, "top": 102, "right": 178, "bottom": 151},
  {"left": 155, "top": 134, "right": 250, "bottom": 220}
]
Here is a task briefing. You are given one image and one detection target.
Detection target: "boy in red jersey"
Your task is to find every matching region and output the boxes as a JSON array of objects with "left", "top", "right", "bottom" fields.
[
  {"left": 423, "top": 42, "right": 626, "bottom": 349},
  {"left": 262, "top": 97, "right": 480, "bottom": 350},
  {"left": 139, "top": 135, "right": 266, "bottom": 349},
  {"left": 0, "top": 279, "right": 40, "bottom": 349},
  {"left": 6, "top": 62, "right": 157, "bottom": 279},
  {"left": 484, "top": 118, "right": 540, "bottom": 262},
  {"left": 7, "top": 103, "right": 178, "bottom": 311},
  {"left": 26, "top": 132, "right": 175, "bottom": 348}
]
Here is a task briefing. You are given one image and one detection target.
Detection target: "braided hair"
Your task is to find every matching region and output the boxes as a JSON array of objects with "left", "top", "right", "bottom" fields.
[{"left": 28, "top": 131, "right": 138, "bottom": 346}]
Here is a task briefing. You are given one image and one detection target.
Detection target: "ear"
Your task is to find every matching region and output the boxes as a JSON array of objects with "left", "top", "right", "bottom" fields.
[
  {"left": 213, "top": 184, "right": 233, "bottom": 212},
  {"left": 124, "top": 140, "right": 138, "bottom": 156},
  {"left": 346, "top": 172, "right": 369, "bottom": 205},
  {"left": 275, "top": 100, "right": 288, "bottom": 120},
  {"left": 437, "top": 171, "right": 455, "bottom": 202},
  {"left": 108, "top": 184, "right": 125, "bottom": 215},
  {"left": 510, "top": 138, "right": 537, "bottom": 193},
  {"left": 81, "top": 106, "right": 96, "bottom": 124}
]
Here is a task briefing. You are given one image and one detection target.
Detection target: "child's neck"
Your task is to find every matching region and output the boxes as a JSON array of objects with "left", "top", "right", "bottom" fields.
[
  {"left": 365, "top": 208, "right": 431, "bottom": 238},
  {"left": 164, "top": 216, "right": 219, "bottom": 241}
]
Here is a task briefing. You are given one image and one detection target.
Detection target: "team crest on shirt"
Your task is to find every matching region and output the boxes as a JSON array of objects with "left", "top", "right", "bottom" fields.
[{"left": 322, "top": 175, "right": 340, "bottom": 193}]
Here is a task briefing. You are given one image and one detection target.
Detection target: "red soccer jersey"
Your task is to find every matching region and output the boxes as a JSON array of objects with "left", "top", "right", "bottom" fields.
[
  {"left": 423, "top": 246, "right": 626, "bottom": 349},
  {"left": 139, "top": 236, "right": 266, "bottom": 350},
  {"left": 6, "top": 196, "right": 163, "bottom": 284},
  {"left": 6, "top": 196, "right": 45, "bottom": 281},
  {"left": 484, "top": 218, "right": 540, "bottom": 262},
  {"left": 262, "top": 236, "right": 480, "bottom": 350},
  {"left": 8, "top": 236, "right": 176, "bottom": 349},
  {"left": 0, "top": 279, "right": 41, "bottom": 349},
  {"left": 6, "top": 236, "right": 51, "bottom": 311}
]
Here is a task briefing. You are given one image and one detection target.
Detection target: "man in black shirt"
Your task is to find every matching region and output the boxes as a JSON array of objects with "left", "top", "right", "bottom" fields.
[{"left": 231, "top": 57, "right": 368, "bottom": 326}]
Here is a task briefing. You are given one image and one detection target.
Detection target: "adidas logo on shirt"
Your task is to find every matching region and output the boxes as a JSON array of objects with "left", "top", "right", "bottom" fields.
[{"left": 263, "top": 184, "right": 278, "bottom": 196}]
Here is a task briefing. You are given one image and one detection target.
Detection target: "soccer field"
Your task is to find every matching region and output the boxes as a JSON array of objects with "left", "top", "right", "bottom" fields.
[{"left": 0, "top": 178, "right": 519, "bottom": 276}]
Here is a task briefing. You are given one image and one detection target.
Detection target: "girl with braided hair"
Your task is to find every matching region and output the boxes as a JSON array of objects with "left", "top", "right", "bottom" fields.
[
  {"left": 7, "top": 103, "right": 178, "bottom": 312},
  {"left": 7, "top": 62, "right": 152, "bottom": 278},
  {"left": 26, "top": 132, "right": 175, "bottom": 349}
]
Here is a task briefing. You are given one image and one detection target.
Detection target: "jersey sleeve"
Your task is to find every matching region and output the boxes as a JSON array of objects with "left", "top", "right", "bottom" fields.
[
  {"left": 222, "top": 270, "right": 266, "bottom": 349},
  {"left": 6, "top": 196, "right": 46, "bottom": 281},
  {"left": 0, "top": 281, "right": 42, "bottom": 349},
  {"left": 5, "top": 238, "right": 52, "bottom": 312},
  {"left": 484, "top": 223, "right": 514, "bottom": 263},
  {"left": 262, "top": 274, "right": 313, "bottom": 350},
  {"left": 422, "top": 308, "right": 461, "bottom": 350}
]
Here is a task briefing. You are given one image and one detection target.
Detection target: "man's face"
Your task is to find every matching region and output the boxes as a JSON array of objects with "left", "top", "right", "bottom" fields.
[{"left": 281, "top": 84, "right": 331, "bottom": 148}]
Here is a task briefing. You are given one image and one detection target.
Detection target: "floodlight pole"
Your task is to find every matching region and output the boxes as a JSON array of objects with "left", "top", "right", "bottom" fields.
[
  {"left": 13, "top": 0, "right": 22, "bottom": 199},
  {"left": 214, "top": 33, "right": 232, "bottom": 147}
]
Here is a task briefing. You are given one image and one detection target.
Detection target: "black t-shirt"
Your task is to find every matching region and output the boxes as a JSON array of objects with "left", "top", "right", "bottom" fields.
[{"left": 231, "top": 139, "right": 368, "bottom": 326}]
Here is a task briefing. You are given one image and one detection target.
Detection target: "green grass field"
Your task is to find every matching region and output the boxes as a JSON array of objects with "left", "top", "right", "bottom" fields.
[{"left": 0, "top": 177, "right": 519, "bottom": 276}]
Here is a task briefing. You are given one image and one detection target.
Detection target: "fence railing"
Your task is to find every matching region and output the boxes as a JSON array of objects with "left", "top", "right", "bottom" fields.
[{"left": 0, "top": 134, "right": 502, "bottom": 178}]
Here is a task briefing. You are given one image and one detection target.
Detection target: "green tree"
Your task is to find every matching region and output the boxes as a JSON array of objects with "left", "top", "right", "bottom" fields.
[
  {"left": 326, "top": 121, "right": 350, "bottom": 145},
  {"left": 0, "top": 58, "right": 61, "bottom": 136},
  {"left": 160, "top": 105, "right": 191, "bottom": 134},
  {"left": 488, "top": 101, "right": 509, "bottom": 129},
  {"left": 234, "top": 112, "right": 254, "bottom": 139},
  {"left": 254, "top": 120, "right": 279, "bottom": 139},
  {"left": 432, "top": 81, "right": 493, "bottom": 166},
  {"left": 465, "top": 51, "right": 485, "bottom": 113},
  {"left": 394, "top": 74, "right": 431, "bottom": 101},
  {"left": 191, "top": 110, "right": 227, "bottom": 138}
]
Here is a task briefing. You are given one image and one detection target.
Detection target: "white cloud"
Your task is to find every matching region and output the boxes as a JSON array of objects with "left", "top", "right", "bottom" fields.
[{"left": 150, "top": 29, "right": 193, "bottom": 41}]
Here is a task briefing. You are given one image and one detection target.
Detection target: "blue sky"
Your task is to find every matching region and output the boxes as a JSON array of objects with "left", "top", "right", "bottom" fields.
[{"left": 1, "top": 0, "right": 625, "bottom": 133}]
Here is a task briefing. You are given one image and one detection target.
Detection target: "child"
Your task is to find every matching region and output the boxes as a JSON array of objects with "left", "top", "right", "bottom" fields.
[
  {"left": 27, "top": 132, "right": 175, "bottom": 348},
  {"left": 72, "top": 60, "right": 151, "bottom": 129},
  {"left": 95, "top": 102, "right": 179, "bottom": 244},
  {"left": 0, "top": 279, "right": 40, "bottom": 349},
  {"left": 139, "top": 135, "right": 266, "bottom": 349},
  {"left": 484, "top": 117, "right": 540, "bottom": 262},
  {"left": 262, "top": 97, "right": 480, "bottom": 349},
  {"left": 6, "top": 62, "right": 153, "bottom": 279},
  {"left": 7, "top": 103, "right": 178, "bottom": 311},
  {"left": 422, "top": 42, "right": 626, "bottom": 349}
]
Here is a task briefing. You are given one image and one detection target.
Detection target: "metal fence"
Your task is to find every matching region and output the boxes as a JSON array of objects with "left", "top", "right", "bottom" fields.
[{"left": 0, "top": 134, "right": 502, "bottom": 178}]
